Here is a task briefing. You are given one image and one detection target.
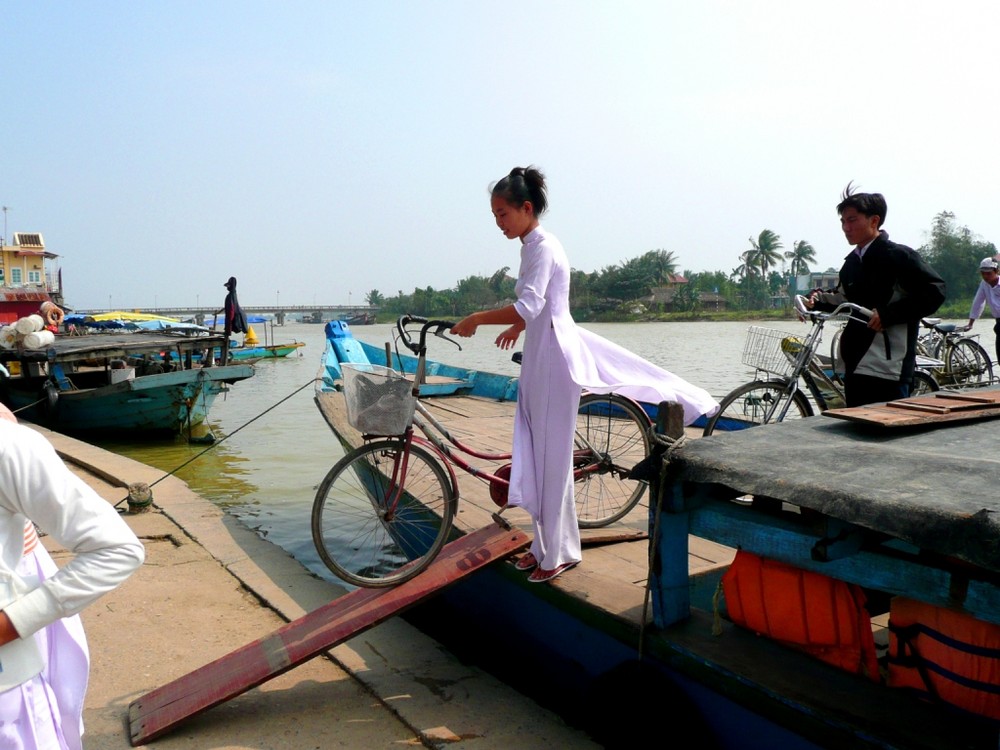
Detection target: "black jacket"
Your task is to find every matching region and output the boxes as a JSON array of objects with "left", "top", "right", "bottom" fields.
[{"left": 815, "top": 232, "right": 946, "bottom": 383}]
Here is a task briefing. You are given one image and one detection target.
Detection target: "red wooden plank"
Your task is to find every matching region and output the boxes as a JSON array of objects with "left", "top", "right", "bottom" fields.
[{"left": 128, "top": 524, "right": 529, "bottom": 745}]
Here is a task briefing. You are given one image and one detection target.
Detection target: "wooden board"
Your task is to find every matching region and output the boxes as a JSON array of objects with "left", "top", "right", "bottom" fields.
[
  {"left": 823, "top": 387, "right": 1000, "bottom": 427},
  {"left": 128, "top": 523, "right": 529, "bottom": 744}
]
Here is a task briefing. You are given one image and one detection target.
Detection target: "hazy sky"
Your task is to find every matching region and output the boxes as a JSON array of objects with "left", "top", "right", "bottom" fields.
[{"left": 3, "top": 1, "right": 998, "bottom": 311}]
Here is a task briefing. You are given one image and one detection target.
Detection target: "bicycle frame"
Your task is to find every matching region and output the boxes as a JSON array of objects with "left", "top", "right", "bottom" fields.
[
  {"left": 752, "top": 297, "right": 873, "bottom": 422},
  {"left": 367, "top": 316, "right": 643, "bottom": 513}
]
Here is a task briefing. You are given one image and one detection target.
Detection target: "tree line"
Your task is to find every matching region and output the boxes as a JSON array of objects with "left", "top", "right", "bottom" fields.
[{"left": 366, "top": 211, "right": 995, "bottom": 321}]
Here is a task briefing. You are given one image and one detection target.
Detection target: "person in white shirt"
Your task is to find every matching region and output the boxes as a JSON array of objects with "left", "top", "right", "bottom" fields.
[
  {"left": 0, "top": 416, "right": 144, "bottom": 749},
  {"left": 967, "top": 256, "right": 1000, "bottom": 366}
]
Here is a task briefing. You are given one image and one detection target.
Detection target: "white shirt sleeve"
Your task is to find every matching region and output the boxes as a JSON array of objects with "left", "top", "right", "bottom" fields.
[
  {"left": 513, "top": 241, "right": 555, "bottom": 324},
  {"left": 0, "top": 425, "right": 144, "bottom": 638}
]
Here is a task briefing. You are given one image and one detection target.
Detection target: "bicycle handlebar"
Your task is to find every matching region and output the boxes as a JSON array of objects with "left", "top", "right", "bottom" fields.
[
  {"left": 396, "top": 314, "right": 461, "bottom": 354},
  {"left": 794, "top": 294, "right": 873, "bottom": 323}
]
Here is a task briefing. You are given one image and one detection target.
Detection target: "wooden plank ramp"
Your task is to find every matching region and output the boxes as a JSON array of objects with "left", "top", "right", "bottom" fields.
[
  {"left": 823, "top": 387, "right": 1000, "bottom": 427},
  {"left": 128, "top": 523, "right": 530, "bottom": 745}
]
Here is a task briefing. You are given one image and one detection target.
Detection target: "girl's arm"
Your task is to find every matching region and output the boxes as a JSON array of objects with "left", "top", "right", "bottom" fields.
[{"left": 450, "top": 305, "right": 523, "bottom": 338}]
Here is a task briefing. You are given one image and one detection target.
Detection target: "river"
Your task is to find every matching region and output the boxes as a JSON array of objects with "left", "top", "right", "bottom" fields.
[{"left": 90, "top": 317, "right": 965, "bottom": 581}]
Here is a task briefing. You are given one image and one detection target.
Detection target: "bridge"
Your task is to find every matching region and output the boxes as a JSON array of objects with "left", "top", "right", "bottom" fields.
[{"left": 73, "top": 305, "right": 381, "bottom": 326}]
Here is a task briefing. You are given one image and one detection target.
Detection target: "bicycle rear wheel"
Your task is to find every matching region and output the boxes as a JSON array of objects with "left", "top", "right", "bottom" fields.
[
  {"left": 574, "top": 393, "right": 652, "bottom": 528},
  {"left": 312, "top": 439, "right": 456, "bottom": 587},
  {"left": 702, "top": 380, "right": 813, "bottom": 436},
  {"left": 911, "top": 369, "right": 940, "bottom": 396},
  {"left": 947, "top": 338, "right": 993, "bottom": 386}
]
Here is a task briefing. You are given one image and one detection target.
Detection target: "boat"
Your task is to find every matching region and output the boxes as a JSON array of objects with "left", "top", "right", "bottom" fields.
[
  {"left": 346, "top": 312, "right": 376, "bottom": 326},
  {"left": 0, "top": 330, "right": 254, "bottom": 442},
  {"left": 157, "top": 325, "right": 306, "bottom": 364},
  {"left": 314, "top": 319, "right": 1000, "bottom": 748}
]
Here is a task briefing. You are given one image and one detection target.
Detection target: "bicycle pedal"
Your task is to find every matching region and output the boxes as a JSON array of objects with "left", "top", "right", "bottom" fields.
[{"left": 491, "top": 512, "right": 512, "bottom": 531}]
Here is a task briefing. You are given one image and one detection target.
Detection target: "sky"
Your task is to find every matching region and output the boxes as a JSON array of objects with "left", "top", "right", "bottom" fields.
[{"left": 3, "top": 1, "right": 999, "bottom": 311}]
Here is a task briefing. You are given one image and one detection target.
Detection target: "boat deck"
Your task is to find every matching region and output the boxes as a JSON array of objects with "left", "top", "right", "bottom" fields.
[
  {"left": 0, "top": 331, "right": 227, "bottom": 364},
  {"left": 315, "top": 389, "right": 734, "bottom": 628},
  {"left": 316, "top": 385, "right": 1000, "bottom": 748}
]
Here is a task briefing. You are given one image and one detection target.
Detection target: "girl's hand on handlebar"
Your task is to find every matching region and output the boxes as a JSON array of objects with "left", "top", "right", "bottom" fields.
[
  {"left": 495, "top": 323, "right": 523, "bottom": 350},
  {"left": 450, "top": 314, "right": 478, "bottom": 338}
]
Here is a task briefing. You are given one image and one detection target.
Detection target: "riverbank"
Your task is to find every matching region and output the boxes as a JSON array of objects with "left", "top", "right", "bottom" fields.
[{"left": 30, "top": 424, "right": 596, "bottom": 749}]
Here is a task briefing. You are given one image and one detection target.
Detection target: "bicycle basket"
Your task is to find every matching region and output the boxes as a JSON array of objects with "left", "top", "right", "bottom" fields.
[
  {"left": 741, "top": 326, "right": 803, "bottom": 377},
  {"left": 341, "top": 363, "right": 417, "bottom": 435}
]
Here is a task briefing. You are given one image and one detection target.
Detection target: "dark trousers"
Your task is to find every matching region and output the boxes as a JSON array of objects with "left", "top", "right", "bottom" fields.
[
  {"left": 993, "top": 318, "right": 1000, "bottom": 367},
  {"left": 844, "top": 373, "right": 909, "bottom": 408}
]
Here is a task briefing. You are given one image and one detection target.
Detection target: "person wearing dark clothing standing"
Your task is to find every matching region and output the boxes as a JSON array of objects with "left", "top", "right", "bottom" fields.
[
  {"left": 219, "top": 276, "right": 248, "bottom": 364},
  {"left": 809, "top": 184, "right": 946, "bottom": 407}
]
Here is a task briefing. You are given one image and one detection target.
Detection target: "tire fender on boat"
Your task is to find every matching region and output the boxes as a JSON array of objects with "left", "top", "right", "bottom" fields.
[
  {"left": 40, "top": 302, "right": 65, "bottom": 328},
  {"left": 39, "top": 381, "right": 59, "bottom": 423}
]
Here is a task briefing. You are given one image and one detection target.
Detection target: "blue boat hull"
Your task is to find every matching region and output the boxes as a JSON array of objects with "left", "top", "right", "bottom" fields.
[{"left": 2, "top": 364, "right": 253, "bottom": 439}]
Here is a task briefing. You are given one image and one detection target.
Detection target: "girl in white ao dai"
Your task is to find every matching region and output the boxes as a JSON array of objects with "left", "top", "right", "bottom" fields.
[{"left": 451, "top": 167, "right": 717, "bottom": 583}]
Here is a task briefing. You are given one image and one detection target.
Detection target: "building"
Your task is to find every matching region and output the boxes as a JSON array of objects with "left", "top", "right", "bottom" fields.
[
  {"left": 795, "top": 268, "right": 840, "bottom": 294},
  {"left": 0, "top": 233, "right": 63, "bottom": 324}
]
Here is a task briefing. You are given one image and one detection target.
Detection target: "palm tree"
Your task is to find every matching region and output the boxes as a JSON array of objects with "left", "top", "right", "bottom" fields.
[
  {"left": 784, "top": 240, "right": 817, "bottom": 277},
  {"left": 748, "top": 230, "right": 783, "bottom": 276},
  {"left": 648, "top": 249, "right": 678, "bottom": 285}
]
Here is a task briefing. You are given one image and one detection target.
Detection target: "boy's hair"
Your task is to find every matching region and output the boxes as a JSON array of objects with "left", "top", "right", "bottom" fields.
[{"left": 837, "top": 181, "right": 887, "bottom": 228}]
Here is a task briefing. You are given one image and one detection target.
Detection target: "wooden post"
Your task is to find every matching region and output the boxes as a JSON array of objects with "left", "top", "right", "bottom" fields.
[{"left": 649, "top": 401, "right": 693, "bottom": 627}]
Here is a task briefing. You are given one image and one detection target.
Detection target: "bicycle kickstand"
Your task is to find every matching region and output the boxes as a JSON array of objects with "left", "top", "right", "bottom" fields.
[{"left": 491, "top": 504, "right": 512, "bottom": 531}]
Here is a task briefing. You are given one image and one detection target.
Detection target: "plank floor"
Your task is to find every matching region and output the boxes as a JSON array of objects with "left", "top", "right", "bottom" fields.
[{"left": 315, "top": 390, "right": 734, "bottom": 627}]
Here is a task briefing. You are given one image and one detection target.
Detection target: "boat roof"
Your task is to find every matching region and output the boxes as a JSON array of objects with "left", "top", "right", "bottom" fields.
[
  {"left": 0, "top": 332, "right": 228, "bottom": 364},
  {"left": 669, "top": 410, "right": 1000, "bottom": 573}
]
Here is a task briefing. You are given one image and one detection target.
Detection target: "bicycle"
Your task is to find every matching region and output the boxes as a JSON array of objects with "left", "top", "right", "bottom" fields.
[
  {"left": 311, "top": 315, "right": 653, "bottom": 587},
  {"left": 703, "top": 296, "right": 939, "bottom": 436},
  {"left": 915, "top": 318, "right": 994, "bottom": 388}
]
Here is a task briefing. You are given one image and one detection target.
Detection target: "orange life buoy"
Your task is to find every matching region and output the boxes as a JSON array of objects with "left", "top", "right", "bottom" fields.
[{"left": 40, "top": 302, "right": 64, "bottom": 328}]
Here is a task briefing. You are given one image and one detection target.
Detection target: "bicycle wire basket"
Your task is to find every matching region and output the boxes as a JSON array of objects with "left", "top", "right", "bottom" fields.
[
  {"left": 341, "top": 363, "right": 417, "bottom": 435},
  {"left": 741, "top": 326, "right": 804, "bottom": 378}
]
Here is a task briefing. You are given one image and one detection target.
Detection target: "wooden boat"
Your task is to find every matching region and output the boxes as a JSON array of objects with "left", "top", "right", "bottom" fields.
[
  {"left": 0, "top": 331, "right": 253, "bottom": 442},
  {"left": 224, "top": 341, "right": 305, "bottom": 361},
  {"left": 160, "top": 340, "right": 305, "bottom": 364},
  {"left": 314, "top": 320, "right": 1000, "bottom": 748}
]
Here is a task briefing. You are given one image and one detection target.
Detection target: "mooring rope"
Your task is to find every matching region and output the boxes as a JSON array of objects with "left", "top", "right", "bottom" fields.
[{"left": 112, "top": 376, "right": 321, "bottom": 508}]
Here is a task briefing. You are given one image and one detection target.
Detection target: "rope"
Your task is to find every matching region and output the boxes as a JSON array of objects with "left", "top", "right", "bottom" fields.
[
  {"left": 113, "top": 377, "right": 320, "bottom": 509},
  {"left": 638, "top": 428, "right": 686, "bottom": 661}
]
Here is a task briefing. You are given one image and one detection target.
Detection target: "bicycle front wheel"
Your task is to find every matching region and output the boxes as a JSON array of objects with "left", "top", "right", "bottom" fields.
[
  {"left": 702, "top": 380, "right": 813, "bottom": 436},
  {"left": 948, "top": 338, "right": 993, "bottom": 386},
  {"left": 574, "top": 393, "right": 652, "bottom": 528},
  {"left": 312, "top": 440, "right": 456, "bottom": 587}
]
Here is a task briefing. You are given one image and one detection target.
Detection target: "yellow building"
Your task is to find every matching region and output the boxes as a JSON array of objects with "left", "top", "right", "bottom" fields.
[{"left": 0, "top": 232, "right": 63, "bottom": 323}]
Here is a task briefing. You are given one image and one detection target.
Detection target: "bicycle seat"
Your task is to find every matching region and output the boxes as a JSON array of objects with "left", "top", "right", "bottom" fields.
[
  {"left": 511, "top": 351, "right": 523, "bottom": 365},
  {"left": 934, "top": 323, "right": 958, "bottom": 334}
]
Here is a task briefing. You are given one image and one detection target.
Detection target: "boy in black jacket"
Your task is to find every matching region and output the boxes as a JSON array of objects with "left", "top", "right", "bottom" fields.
[{"left": 809, "top": 184, "right": 946, "bottom": 407}]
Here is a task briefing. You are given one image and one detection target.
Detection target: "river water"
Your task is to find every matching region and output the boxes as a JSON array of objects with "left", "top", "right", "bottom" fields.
[{"left": 91, "top": 317, "right": 964, "bottom": 581}]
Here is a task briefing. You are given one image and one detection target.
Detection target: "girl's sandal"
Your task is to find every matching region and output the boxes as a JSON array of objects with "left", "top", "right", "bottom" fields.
[
  {"left": 514, "top": 552, "right": 538, "bottom": 572},
  {"left": 527, "top": 560, "right": 578, "bottom": 583}
]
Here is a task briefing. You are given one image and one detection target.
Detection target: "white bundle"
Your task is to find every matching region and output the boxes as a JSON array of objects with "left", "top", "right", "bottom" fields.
[
  {"left": 22, "top": 330, "right": 55, "bottom": 349},
  {"left": 0, "top": 326, "right": 16, "bottom": 349},
  {"left": 14, "top": 315, "right": 44, "bottom": 335}
]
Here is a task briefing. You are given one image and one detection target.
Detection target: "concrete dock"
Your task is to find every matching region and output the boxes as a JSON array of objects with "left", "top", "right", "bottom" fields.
[{"left": 29, "top": 425, "right": 598, "bottom": 749}]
